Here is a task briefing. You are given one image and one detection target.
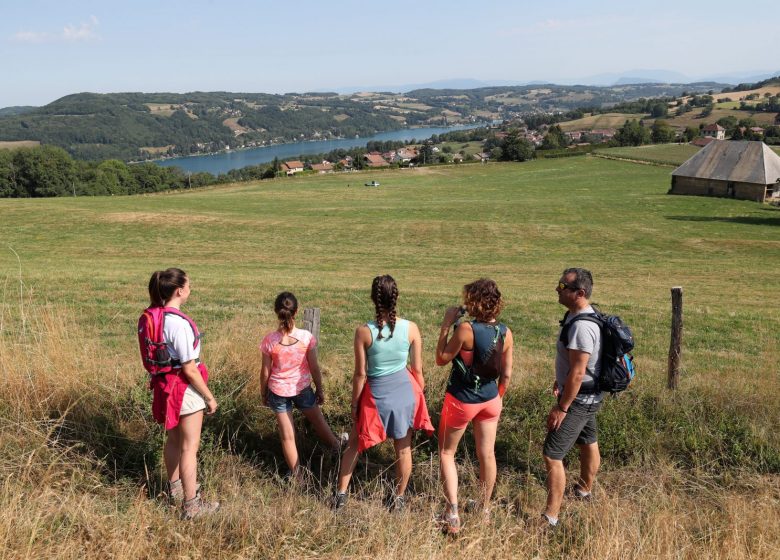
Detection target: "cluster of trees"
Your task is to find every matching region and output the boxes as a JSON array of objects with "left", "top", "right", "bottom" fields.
[
  {"left": 739, "top": 96, "right": 780, "bottom": 113},
  {"left": 482, "top": 130, "right": 534, "bottom": 162},
  {"left": 0, "top": 146, "right": 223, "bottom": 197},
  {"left": 721, "top": 75, "right": 780, "bottom": 93}
]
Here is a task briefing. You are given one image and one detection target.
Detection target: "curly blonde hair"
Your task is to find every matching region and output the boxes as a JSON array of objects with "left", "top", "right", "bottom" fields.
[{"left": 463, "top": 278, "right": 504, "bottom": 322}]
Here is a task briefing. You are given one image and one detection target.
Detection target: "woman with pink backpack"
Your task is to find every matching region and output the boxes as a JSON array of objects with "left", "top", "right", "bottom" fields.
[{"left": 142, "top": 268, "right": 220, "bottom": 519}]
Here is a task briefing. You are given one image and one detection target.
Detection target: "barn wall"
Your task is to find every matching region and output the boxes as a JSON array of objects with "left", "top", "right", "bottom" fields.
[{"left": 670, "top": 176, "right": 766, "bottom": 202}]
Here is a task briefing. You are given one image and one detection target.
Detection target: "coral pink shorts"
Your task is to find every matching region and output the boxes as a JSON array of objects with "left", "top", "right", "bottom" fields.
[{"left": 439, "top": 392, "right": 502, "bottom": 431}]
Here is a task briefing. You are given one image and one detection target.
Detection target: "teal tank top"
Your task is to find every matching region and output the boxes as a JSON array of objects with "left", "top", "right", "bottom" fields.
[{"left": 366, "top": 318, "right": 411, "bottom": 377}]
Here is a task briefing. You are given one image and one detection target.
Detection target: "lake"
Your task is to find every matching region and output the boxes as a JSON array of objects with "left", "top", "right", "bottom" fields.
[{"left": 155, "top": 124, "right": 484, "bottom": 175}]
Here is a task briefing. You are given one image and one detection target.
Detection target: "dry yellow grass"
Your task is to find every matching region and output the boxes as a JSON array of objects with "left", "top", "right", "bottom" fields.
[
  {"left": 558, "top": 113, "right": 644, "bottom": 132},
  {"left": 0, "top": 141, "right": 40, "bottom": 150},
  {"left": 1, "top": 301, "right": 778, "bottom": 558},
  {"left": 2, "top": 159, "right": 779, "bottom": 557},
  {"left": 144, "top": 103, "right": 179, "bottom": 117},
  {"left": 710, "top": 85, "right": 780, "bottom": 102},
  {"left": 139, "top": 145, "right": 174, "bottom": 155},
  {"left": 222, "top": 118, "right": 249, "bottom": 135}
]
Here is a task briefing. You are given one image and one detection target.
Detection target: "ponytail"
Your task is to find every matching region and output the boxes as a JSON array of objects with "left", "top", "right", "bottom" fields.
[
  {"left": 274, "top": 292, "right": 298, "bottom": 334},
  {"left": 148, "top": 268, "right": 187, "bottom": 307}
]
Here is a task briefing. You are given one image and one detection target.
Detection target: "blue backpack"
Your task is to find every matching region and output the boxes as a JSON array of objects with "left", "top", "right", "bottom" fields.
[{"left": 560, "top": 309, "right": 636, "bottom": 394}]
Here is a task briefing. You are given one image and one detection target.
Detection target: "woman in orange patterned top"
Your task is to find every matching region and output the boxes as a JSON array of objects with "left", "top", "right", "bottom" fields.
[{"left": 260, "top": 291, "right": 344, "bottom": 479}]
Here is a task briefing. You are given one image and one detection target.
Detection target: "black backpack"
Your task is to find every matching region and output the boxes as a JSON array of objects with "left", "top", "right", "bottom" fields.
[
  {"left": 454, "top": 321, "right": 506, "bottom": 384},
  {"left": 560, "top": 309, "right": 636, "bottom": 394}
]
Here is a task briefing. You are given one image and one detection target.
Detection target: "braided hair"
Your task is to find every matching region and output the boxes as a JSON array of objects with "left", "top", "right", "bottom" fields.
[{"left": 371, "top": 275, "right": 398, "bottom": 339}]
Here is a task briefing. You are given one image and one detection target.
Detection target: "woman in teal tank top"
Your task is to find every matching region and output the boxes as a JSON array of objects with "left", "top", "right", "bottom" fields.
[
  {"left": 332, "top": 275, "right": 434, "bottom": 512},
  {"left": 434, "top": 278, "right": 514, "bottom": 534}
]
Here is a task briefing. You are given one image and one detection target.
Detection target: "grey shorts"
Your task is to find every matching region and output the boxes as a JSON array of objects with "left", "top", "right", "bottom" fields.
[{"left": 543, "top": 400, "right": 602, "bottom": 460}]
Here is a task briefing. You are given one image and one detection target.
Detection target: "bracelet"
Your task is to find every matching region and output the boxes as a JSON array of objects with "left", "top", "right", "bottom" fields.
[{"left": 558, "top": 404, "right": 569, "bottom": 414}]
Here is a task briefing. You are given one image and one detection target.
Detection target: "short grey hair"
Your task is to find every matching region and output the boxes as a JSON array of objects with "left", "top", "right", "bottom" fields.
[{"left": 562, "top": 267, "right": 593, "bottom": 298}]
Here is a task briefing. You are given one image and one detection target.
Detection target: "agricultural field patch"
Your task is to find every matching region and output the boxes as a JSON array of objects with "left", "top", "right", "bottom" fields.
[
  {"left": 0, "top": 140, "right": 40, "bottom": 150},
  {"left": 558, "top": 112, "right": 645, "bottom": 131},
  {"left": 139, "top": 145, "right": 174, "bottom": 155},
  {"left": 594, "top": 144, "right": 701, "bottom": 165}
]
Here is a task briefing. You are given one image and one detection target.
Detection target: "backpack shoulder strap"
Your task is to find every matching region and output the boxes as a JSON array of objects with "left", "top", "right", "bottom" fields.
[
  {"left": 559, "top": 312, "right": 602, "bottom": 345},
  {"left": 162, "top": 307, "right": 201, "bottom": 348}
]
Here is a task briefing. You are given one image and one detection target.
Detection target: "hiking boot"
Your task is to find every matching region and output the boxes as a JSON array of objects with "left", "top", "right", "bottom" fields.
[
  {"left": 165, "top": 480, "right": 201, "bottom": 507},
  {"left": 181, "top": 493, "right": 220, "bottom": 520},
  {"left": 331, "top": 491, "right": 348, "bottom": 511},
  {"left": 167, "top": 479, "right": 183, "bottom": 506},
  {"left": 534, "top": 513, "right": 559, "bottom": 533},
  {"left": 570, "top": 484, "right": 592, "bottom": 501},
  {"left": 437, "top": 511, "right": 461, "bottom": 536},
  {"left": 385, "top": 494, "right": 406, "bottom": 513},
  {"left": 332, "top": 432, "right": 350, "bottom": 455}
]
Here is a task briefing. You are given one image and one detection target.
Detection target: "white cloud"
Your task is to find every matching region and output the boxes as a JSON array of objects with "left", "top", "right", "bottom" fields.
[{"left": 11, "top": 16, "right": 99, "bottom": 43}]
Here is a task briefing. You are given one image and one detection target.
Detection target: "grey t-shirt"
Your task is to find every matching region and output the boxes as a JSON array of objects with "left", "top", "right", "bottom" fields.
[{"left": 555, "top": 306, "right": 603, "bottom": 405}]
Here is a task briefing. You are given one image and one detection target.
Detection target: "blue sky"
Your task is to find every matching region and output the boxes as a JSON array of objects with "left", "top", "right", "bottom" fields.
[{"left": 2, "top": 0, "right": 778, "bottom": 107}]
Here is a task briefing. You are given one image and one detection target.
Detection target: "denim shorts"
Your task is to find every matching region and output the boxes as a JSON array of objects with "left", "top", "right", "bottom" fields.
[
  {"left": 267, "top": 386, "right": 317, "bottom": 413},
  {"left": 543, "top": 400, "right": 602, "bottom": 460}
]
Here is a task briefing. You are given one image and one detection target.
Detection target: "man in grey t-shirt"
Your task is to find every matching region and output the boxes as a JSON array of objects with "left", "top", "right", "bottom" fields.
[{"left": 541, "top": 267, "right": 603, "bottom": 528}]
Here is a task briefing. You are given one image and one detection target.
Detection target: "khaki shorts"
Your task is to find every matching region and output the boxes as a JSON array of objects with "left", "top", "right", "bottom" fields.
[{"left": 180, "top": 385, "right": 206, "bottom": 416}]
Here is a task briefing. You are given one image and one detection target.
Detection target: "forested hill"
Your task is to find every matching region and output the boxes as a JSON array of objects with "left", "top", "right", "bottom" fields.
[{"left": 0, "top": 83, "right": 725, "bottom": 161}]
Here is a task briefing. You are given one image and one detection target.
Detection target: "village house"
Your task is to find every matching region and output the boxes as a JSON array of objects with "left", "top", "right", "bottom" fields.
[
  {"left": 364, "top": 153, "right": 390, "bottom": 168},
  {"left": 310, "top": 161, "right": 334, "bottom": 174},
  {"left": 702, "top": 124, "right": 726, "bottom": 140},
  {"left": 670, "top": 140, "right": 780, "bottom": 202},
  {"left": 338, "top": 157, "right": 354, "bottom": 171},
  {"left": 396, "top": 147, "right": 418, "bottom": 162},
  {"left": 280, "top": 161, "right": 304, "bottom": 176},
  {"left": 590, "top": 128, "right": 616, "bottom": 140}
]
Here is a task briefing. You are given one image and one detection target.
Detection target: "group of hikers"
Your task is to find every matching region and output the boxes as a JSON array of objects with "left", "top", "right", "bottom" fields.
[{"left": 142, "top": 267, "right": 609, "bottom": 532}]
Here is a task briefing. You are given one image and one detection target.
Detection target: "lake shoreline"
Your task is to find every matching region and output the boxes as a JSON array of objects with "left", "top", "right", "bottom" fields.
[{"left": 152, "top": 123, "right": 489, "bottom": 175}]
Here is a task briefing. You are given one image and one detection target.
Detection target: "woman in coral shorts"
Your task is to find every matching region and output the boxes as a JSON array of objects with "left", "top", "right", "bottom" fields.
[{"left": 435, "top": 278, "right": 514, "bottom": 534}]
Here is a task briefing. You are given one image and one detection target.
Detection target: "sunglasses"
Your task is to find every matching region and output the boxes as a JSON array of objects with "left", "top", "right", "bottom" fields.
[{"left": 557, "top": 282, "right": 579, "bottom": 291}]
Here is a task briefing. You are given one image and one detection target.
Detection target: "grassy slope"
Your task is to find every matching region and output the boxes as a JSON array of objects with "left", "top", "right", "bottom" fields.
[
  {"left": 1, "top": 158, "right": 779, "bottom": 558},
  {"left": 557, "top": 113, "right": 645, "bottom": 132},
  {"left": 594, "top": 144, "right": 702, "bottom": 165}
]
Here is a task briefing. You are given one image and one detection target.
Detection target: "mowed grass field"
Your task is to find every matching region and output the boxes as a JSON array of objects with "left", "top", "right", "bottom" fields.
[
  {"left": 594, "top": 144, "right": 702, "bottom": 165},
  {"left": 1, "top": 157, "right": 780, "bottom": 558},
  {"left": 557, "top": 113, "right": 644, "bottom": 132}
]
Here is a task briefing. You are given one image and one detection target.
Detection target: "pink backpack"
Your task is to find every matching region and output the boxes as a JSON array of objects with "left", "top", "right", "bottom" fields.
[{"left": 137, "top": 306, "right": 201, "bottom": 375}]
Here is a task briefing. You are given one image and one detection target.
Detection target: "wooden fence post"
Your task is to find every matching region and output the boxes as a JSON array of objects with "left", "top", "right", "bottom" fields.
[
  {"left": 668, "top": 287, "right": 683, "bottom": 390},
  {"left": 302, "top": 308, "right": 321, "bottom": 341}
]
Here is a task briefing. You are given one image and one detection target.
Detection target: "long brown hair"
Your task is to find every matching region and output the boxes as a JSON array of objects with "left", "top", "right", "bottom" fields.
[
  {"left": 148, "top": 268, "right": 187, "bottom": 307},
  {"left": 274, "top": 291, "right": 298, "bottom": 334},
  {"left": 371, "top": 275, "right": 398, "bottom": 339}
]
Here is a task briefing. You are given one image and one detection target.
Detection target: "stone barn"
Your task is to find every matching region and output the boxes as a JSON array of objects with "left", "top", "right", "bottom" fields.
[{"left": 670, "top": 140, "right": 780, "bottom": 202}]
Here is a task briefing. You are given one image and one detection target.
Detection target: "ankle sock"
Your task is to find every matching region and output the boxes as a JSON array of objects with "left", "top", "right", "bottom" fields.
[
  {"left": 574, "top": 485, "right": 592, "bottom": 498},
  {"left": 542, "top": 513, "right": 558, "bottom": 526}
]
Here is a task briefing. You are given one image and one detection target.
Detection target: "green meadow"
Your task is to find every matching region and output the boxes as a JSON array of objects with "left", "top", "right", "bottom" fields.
[{"left": 2, "top": 155, "right": 779, "bottom": 558}]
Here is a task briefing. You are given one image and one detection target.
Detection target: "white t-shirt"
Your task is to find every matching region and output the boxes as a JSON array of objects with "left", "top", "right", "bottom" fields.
[{"left": 163, "top": 313, "right": 200, "bottom": 363}]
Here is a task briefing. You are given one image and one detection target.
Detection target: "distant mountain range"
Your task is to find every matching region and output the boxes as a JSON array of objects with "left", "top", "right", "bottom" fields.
[{"left": 334, "top": 70, "right": 780, "bottom": 94}]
